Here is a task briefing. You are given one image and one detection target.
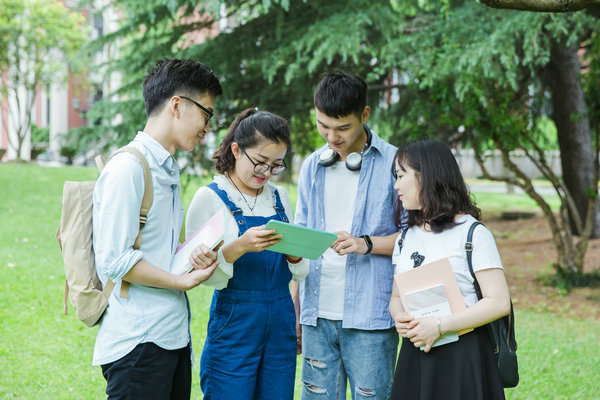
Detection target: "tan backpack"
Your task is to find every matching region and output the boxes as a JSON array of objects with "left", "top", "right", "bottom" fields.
[{"left": 56, "top": 146, "right": 153, "bottom": 327}]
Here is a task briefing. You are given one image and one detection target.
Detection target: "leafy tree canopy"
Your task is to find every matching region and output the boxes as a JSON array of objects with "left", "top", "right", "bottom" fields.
[
  {"left": 0, "top": 0, "right": 88, "bottom": 158},
  {"left": 86, "top": 0, "right": 599, "bottom": 155}
]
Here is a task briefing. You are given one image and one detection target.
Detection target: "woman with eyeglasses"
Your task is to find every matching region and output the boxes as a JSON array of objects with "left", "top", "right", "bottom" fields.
[{"left": 185, "top": 108, "right": 308, "bottom": 400}]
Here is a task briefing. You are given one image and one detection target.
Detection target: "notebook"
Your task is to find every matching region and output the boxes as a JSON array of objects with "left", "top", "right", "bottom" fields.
[{"left": 264, "top": 220, "right": 337, "bottom": 260}]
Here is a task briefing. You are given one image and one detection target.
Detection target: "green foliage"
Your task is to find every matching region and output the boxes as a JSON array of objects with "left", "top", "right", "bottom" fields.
[
  {"left": 80, "top": 0, "right": 600, "bottom": 158},
  {"left": 0, "top": 0, "right": 23, "bottom": 70},
  {"left": 539, "top": 265, "right": 600, "bottom": 292},
  {"left": 0, "top": 0, "right": 88, "bottom": 157},
  {"left": 82, "top": 0, "right": 408, "bottom": 155},
  {"left": 30, "top": 123, "right": 50, "bottom": 144},
  {"left": 0, "top": 0, "right": 88, "bottom": 92}
]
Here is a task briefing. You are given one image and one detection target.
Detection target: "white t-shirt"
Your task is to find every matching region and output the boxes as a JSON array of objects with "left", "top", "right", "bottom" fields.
[
  {"left": 185, "top": 175, "right": 309, "bottom": 289},
  {"left": 392, "top": 214, "right": 503, "bottom": 307},
  {"left": 319, "top": 161, "right": 360, "bottom": 319}
]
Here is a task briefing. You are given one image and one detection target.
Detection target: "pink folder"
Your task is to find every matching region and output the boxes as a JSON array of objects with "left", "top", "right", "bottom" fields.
[
  {"left": 394, "top": 257, "right": 472, "bottom": 335},
  {"left": 171, "top": 209, "right": 225, "bottom": 275}
]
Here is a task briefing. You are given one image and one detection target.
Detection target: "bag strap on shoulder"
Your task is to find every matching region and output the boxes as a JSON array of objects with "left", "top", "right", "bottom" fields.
[
  {"left": 396, "top": 226, "right": 409, "bottom": 256},
  {"left": 465, "top": 221, "right": 484, "bottom": 300},
  {"left": 119, "top": 146, "right": 153, "bottom": 243},
  {"left": 101, "top": 146, "right": 154, "bottom": 298}
]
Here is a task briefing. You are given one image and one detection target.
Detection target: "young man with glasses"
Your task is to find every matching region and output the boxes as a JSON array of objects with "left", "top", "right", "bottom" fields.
[
  {"left": 92, "top": 59, "right": 223, "bottom": 400},
  {"left": 293, "top": 71, "right": 399, "bottom": 399},
  {"left": 185, "top": 108, "right": 309, "bottom": 400}
]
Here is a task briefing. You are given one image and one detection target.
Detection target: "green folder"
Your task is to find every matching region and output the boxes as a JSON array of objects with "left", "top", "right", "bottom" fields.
[{"left": 264, "top": 220, "right": 337, "bottom": 260}]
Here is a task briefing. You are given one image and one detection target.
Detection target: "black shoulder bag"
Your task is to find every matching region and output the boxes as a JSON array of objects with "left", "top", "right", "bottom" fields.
[{"left": 466, "top": 222, "right": 519, "bottom": 388}]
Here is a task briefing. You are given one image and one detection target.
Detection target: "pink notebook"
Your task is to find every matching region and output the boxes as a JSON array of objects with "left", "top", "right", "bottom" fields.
[
  {"left": 394, "top": 257, "right": 472, "bottom": 336},
  {"left": 171, "top": 210, "right": 225, "bottom": 275}
]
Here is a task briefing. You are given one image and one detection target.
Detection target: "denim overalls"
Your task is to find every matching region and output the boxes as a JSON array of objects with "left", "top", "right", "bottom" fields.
[{"left": 200, "top": 182, "right": 297, "bottom": 400}]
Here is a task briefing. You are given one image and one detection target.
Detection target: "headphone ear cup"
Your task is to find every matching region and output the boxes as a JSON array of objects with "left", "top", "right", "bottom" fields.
[
  {"left": 319, "top": 148, "right": 339, "bottom": 167},
  {"left": 345, "top": 152, "right": 362, "bottom": 171}
]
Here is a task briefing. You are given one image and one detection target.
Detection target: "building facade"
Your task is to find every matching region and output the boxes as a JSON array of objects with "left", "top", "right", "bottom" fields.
[{"left": 0, "top": 0, "right": 118, "bottom": 162}]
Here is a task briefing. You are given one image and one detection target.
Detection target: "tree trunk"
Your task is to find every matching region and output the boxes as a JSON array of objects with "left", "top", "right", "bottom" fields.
[{"left": 546, "top": 38, "right": 600, "bottom": 238}]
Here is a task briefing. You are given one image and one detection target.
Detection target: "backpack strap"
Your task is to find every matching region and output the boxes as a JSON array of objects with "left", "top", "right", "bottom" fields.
[
  {"left": 90, "top": 155, "right": 118, "bottom": 300},
  {"left": 103, "top": 146, "right": 154, "bottom": 298},
  {"left": 396, "top": 226, "right": 409, "bottom": 256},
  {"left": 465, "top": 221, "right": 483, "bottom": 300},
  {"left": 120, "top": 146, "right": 153, "bottom": 248},
  {"left": 465, "top": 220, "right": 517, "bottom": 363}
]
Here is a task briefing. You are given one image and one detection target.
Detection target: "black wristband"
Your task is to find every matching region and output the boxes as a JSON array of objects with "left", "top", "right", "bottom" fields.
[{"left": 361, "top": 235, "right": 373, "bottom": 255}]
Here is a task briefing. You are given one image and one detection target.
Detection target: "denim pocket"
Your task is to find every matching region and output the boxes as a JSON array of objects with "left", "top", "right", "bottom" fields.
[{"left": 208, "top": 299, "right": 236, "bottom": 342}]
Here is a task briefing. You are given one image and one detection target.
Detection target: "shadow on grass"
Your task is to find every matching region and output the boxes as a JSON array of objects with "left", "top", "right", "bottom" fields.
[{"left": 537, "top": 265, "right": 600, "bottom": 292}]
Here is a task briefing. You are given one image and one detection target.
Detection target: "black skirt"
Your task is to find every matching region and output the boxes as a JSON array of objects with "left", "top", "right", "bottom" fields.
[{"left": 391, "top": 327, "right": 505, "bottom": 400}]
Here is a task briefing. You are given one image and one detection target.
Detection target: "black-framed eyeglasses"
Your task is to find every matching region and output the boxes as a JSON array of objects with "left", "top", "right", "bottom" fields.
[
  {"left": 240, "top": 147, "right": 287, "bottom": 175},
  {"left": 179, "top": 96, "right": 213, "bottom": 123}
]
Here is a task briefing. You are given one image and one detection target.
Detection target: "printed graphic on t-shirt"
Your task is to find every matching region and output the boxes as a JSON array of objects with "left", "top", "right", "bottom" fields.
[{"left": 411, "top": 251, "right": 425, "bottom": 268}]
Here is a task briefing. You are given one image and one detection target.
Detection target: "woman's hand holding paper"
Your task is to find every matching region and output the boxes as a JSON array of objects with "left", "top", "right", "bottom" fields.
[
  {"left": 393, "top": 312, "right": 415, "bottom": 338},
  {"left": 406, "top": 316, "right": 441, "bottom": 353}
]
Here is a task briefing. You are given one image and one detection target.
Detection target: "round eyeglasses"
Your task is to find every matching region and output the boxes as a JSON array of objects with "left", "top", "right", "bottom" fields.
[{"left": 240, "top": 147, "right": 287, "bottom": 175}]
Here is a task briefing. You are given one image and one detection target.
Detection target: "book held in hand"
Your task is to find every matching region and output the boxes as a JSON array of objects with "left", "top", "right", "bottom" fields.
[
  {"left": 394, "top": 257, "right": 472, "bottom": 349},
  {"left": 402, "top": 284, "right": 459, "bottom": 349},
  {"left": 171, "top": 210, "right": 225, "bottom": 275},
  {"left": 263, "top": 220, "right": 337, "bottom": 260}
]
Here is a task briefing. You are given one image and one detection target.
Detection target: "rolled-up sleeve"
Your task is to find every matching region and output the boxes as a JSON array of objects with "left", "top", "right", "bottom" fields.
[{"left": 92, "top": 154, "right": 145, "bottom": 281}]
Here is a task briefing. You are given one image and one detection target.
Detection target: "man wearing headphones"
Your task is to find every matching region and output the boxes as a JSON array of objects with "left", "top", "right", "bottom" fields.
[{"left": 292, "top": 71, "right": 399, "bottom": 399}]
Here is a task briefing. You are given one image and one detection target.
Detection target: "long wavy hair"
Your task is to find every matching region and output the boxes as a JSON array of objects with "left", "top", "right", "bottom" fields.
[
  {"left": 393, "top": 139, "right": 480, "bottom": 233},
  {"left": 212, "top": 108, "right": 291, "bottom": 174}
]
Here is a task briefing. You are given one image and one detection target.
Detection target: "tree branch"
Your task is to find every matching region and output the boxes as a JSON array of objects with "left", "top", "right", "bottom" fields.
[
  {"left": 368, "top": 83, "right": 406, "bottom": 91},
  {"left": 478, "top": 0, "right": 600, "bottom": 12},
  {"left": 521, "top": 135, "right": 583, "bottom": 233}
]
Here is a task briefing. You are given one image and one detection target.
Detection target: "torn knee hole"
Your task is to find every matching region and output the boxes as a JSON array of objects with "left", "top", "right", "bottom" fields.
[
  {"left": 304, "top": 358, "right": 326, "bottom": 368},
  {"left": 303, "top": 382, "right": 327, "bottom": 394},
  {"left": 355, "top": 387, "right": 375, "bottom": 397}
]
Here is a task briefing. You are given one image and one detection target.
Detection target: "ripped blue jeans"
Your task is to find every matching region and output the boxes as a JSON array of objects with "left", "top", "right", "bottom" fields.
[{"left": 301, "top": 318, "right": 398, "bottom": 400}]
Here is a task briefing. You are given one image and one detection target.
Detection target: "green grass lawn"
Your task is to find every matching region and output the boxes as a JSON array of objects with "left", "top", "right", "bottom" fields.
[{"left": 0, "top": 163, "right": 598, "bottom": 399}]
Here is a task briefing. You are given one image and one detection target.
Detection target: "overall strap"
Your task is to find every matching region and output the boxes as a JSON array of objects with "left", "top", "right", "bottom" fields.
[
  {"left": 396, "top": 226, "right": 409, "bottom": 256},
  {"left": 466, "top": 221, "right": 484, "bottom": 300},
  {"left": 272, "top": 189, "right": 289, "bottom": 222},
  {"left": 207, "top": 182, "right": 247, "bottom": 230},
  {"left": 465, "top": 220, "right": 510, "bottom": 358}
]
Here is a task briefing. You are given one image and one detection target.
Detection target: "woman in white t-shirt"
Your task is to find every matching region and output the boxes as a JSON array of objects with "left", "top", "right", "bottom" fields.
[{"left": 388, "top": 139, "right": 510, "bottom": 400}]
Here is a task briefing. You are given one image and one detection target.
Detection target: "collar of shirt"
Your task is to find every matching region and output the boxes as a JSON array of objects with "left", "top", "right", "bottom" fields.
[{"left": 134, "top": 131, "right": 179, "bottom": 174}]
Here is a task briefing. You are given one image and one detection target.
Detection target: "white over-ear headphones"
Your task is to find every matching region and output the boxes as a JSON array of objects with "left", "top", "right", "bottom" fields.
[{"left": 319, "top": 125, "right": 372, "bottom": 171}]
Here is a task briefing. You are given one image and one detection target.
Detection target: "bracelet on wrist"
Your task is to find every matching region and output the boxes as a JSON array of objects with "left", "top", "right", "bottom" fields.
[{"left": 286, "top": 255, "right": 303, "bottom": 264}]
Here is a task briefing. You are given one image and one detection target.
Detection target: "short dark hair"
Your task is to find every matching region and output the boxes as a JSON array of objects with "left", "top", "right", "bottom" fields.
[
  {"left": 313, "top": 71, "right": 367, "bottom": 118},
  {"left": 393, "top": 139, "right": 480, "bottom": 232},
  {"left": 213, "top": 108, "right": 291, "bottom": 174},
  {"left": 142, "top": 59, "right": 223, "bottom": 117}
]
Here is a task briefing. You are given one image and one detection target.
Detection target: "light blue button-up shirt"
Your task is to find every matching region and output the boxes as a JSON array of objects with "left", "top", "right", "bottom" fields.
[
  {"left": 295, "top": 129, "right": 398, "bottom": 330},
  {"left": 92, "top": 132, "right": 189, "bottom": 366}
]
